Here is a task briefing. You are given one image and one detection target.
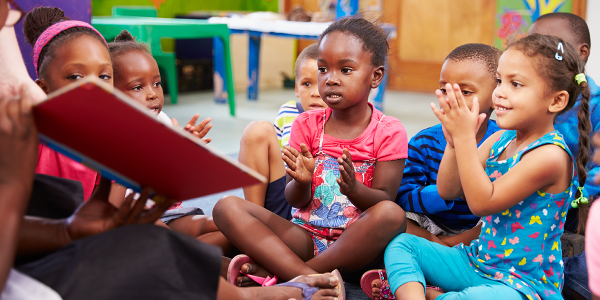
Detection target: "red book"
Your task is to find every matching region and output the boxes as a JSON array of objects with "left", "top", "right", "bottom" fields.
[{"left": 33, "top": 78, "right": 265, "bottom": 201}]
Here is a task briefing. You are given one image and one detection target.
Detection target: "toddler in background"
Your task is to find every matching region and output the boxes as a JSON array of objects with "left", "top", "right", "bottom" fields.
[
  {"left": 237, "top": 42, "right": 327, "bottom": 220},
  {"left": 107, "top": 30, "right": 231, "bottom": 253}
]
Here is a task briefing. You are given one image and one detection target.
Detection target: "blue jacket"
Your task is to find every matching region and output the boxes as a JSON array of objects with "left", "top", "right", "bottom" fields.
[{"left": 396, "top": 119, "right": 500, "bottom": 229}]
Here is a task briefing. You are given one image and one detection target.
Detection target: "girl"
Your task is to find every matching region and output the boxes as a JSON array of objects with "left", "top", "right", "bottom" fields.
[
  {"left": 22, "top": 6, "right": 343, "bottom": 300},
  {"left": 382, "top": 33, "right": 590, "bottom": 300},
  {"left": 107, "top": 30, "right": 230, "bottom": 254},
  {"left": 213, "top": 16, "right": 408, "bottom": 287}
]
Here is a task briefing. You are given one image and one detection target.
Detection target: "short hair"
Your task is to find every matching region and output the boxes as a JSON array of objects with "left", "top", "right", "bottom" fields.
[
  {"left": 108, "top": 30, "right": 151, "bottom": 77},
  {"left": 535, "top": 12, "right": 591, "bottom": 48},
  {"left": 294, "top": 43, "right": 319, "bottom": 79},
  {"left": 445, "top": 43, "right": 503, "bottom": 79},
  {"left": 319, "top": 16, "right": 389, "bottom": 67}
]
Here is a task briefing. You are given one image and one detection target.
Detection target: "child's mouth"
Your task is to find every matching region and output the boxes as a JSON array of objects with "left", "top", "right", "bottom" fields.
[
  {"left": 325, "top": 93, "right": 342, "bottom": 102},
  {"left": 495, "top": 105, "right": 511, "bottom": 112}
]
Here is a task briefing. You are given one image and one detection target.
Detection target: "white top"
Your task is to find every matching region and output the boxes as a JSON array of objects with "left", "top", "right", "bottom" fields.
[{"left": 1, "top": 269, "right": 62, "bottom": 300}]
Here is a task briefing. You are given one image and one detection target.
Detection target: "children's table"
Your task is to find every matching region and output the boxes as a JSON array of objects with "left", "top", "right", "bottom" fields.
[
  {"left": 91, "top": 17, "right": 237, "bottom": 116},
  {"left": 208, "top": 17, "right": 396, "bottom": 111}
]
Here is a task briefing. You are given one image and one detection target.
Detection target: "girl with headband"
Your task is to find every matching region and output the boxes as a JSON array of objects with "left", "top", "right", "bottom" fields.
[
  {"left": 380, "top": 34, "right": 591, "bottom": 300},
  {"left": 24, "top": 6, "right": 111, "bottom": 200}
]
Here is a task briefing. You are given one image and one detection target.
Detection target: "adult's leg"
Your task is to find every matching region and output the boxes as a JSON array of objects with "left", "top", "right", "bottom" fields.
[
  {"left": 238, "top": 121, "right": 287, "bottom": 207},
  {"left": 304, "top": 201, "right": 406, "bottom": 275},
  {"left": 213, "top": 196, "right": 315, "bottom": 281},
  {"left": 17, "top": 224, "right": 222, "bottom": 300}
]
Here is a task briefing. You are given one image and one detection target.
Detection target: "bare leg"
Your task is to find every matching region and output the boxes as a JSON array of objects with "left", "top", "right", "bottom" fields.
[
  {"left": 437, "top": 223, "right": 481, "bottom": 247},
  {"left": 213, "top": 196, "right": 316, "bottom": 281},
  {"left": 304, "top": 201, "right": 407, "bottom": 275},
  {"left": 168, "top": 215, "right": 235, "bottom": 256},
  {"left": 238, "top": 121, "right": 286, "bottom": 206},
  {"left": 405, "top": 220, "right": 448, "bottom": 246}
]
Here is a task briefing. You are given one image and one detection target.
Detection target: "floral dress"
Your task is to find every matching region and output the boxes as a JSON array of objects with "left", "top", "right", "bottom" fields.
[
  {"left": 459, "top": 130, "right": 576, "bottom": 300},
  {"left": 291, "top": 113, "right": 383, "bottom": 256}
]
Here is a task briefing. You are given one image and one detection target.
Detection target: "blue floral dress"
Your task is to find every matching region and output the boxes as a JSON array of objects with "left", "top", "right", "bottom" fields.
[{"left": 459, "top": 130, "right": 576, "bottom": 300}]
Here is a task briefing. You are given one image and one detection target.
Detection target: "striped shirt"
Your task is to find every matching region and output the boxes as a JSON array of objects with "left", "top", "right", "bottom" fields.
[
  {"left": 396, "top": 119, "right": 500, "bottom": 229},
  {"left": 274, "top": 100, "right": 304, "bottom": 149}
]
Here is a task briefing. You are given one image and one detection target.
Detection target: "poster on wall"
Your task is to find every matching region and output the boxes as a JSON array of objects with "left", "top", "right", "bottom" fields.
[{"left": 495, "top": 0, "right": 573, "bottom": 49}]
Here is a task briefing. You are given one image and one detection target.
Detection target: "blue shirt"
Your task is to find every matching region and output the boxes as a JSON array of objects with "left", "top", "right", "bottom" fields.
[
  {"left": 554, "top": 75, "right": 600, "bottom": 199},
  {"left": 396, "top": 119, "right": 501, "bottom": 229}
]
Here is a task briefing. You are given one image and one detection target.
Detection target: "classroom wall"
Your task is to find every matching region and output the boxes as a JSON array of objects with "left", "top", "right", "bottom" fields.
[
  {"left": 91, "top": 0, "right": 278, "bottom": 17},
  {"left": 586, "top": 0, "right": 600, "bottom": 80}
]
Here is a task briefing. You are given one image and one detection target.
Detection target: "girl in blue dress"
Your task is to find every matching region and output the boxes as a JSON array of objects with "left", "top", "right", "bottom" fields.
[{"left": 382, "top": 34, "right": 592, "bottom": 300}]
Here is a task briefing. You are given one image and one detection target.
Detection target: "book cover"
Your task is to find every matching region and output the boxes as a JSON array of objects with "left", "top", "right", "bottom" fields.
[{"left": 33, "top": 78, "right": 265, "bottom": 201}]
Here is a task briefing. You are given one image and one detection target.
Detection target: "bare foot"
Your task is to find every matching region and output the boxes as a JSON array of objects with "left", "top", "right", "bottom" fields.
[
  {"left": 370, "top": 278, "right": 386, "bottom": 299},
  {"left": 237, "top": 262, "right": 275, "bottom": 287}
]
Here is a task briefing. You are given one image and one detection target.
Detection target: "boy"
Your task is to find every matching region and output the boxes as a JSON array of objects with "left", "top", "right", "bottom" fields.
[
  {"left": 396, "top": 43, "right": 502, "bottom": 245},
  {"left": 529, "top": 12, "right": 600, "bottom": 300},
  {"left": 238, "top": 43, "right": 327, "bottom": 220}
]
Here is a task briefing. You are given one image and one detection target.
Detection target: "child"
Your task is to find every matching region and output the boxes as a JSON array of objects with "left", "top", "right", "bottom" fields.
[
  {"left": 213, "top": 17, "right": 408, "bottom": 286},
  {"left": 106, "top": 30, "right": 233, "bottom": 253},
  {"left": 529, "top": 13, "right": 599, "bottom": 300},
  {"left": 24, "top": 7, "right": 107, "bottom": 200},
  {"left": 238, "top": 43, "right": 327, "bottom": 219},
  {"left": 383, "top": 33, "right": 590, "bottom": 300},
  {"left": 396, "top": 43, "right": 502, "bottom": 245}
]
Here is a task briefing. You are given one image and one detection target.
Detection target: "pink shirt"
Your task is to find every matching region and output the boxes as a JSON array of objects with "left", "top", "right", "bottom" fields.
[
  {"left": 36, "top": 144, "right": 99, "bottom": 199},
  {"left": 289, "top": 104, "right": 408, "bottom": 162},
  {"left": 586, "top": 200, "right": 600, "bottom": 296}
]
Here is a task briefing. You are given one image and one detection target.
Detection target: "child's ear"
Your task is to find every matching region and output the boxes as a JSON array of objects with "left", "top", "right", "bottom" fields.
[
  {"left": 35, "top": 79, "right": 50, "bottom": 94},
  {"left": 578, "top": 43, "right": 590, "bottom": 63},
  {"left": 295, "top": 81, "right": 299, "bottom": 98},
  {"left": 548, "top": 90, "right": 569, "bottom": 113},
  {"left": 370, "top": 66, "right": 385, "bottom": 89}
]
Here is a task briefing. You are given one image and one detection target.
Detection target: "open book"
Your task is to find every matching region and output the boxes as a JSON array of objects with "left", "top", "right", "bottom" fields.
[{"left": 33, "top": 78, "right": 265, "bottom": 201}]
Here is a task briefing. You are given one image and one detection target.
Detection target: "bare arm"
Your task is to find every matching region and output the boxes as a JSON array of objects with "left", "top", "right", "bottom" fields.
[
  {"left": 282, "top": 144, "right": 315, "bottom": 208},
  {"left": 336, "top": 148, "right": 404, "bottom": 211}
]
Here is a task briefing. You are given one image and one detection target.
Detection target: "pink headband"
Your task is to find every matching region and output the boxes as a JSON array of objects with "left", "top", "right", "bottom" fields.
[{"left": 33, "top": 20, "right": 107, "bottom": 76}]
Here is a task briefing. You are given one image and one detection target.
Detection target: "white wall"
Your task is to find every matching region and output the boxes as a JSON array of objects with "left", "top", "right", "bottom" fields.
[{"left": 587, "top": 1, "right": 600, "bottom": 79}]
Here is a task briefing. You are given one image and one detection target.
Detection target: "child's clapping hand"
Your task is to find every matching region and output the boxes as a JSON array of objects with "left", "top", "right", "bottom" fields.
[
  {"left": 172, "top": 113, "right": 213, "bottom": 143},
  {"left": 337, "top": 148, "right": 357, "bottom": 196},
  {"left": 431, "top": 83, "right": 487, "bottom": 144},
  {"left": 283, "top": 144, "right": 315, "bottom": 185}
]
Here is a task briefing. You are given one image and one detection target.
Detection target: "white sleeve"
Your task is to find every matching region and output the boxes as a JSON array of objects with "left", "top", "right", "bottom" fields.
[
  {"left": 157, "top": 111, "right": 173, "bottom": 127},
  {"left": 1, "top": 269, "right": 62, "bottom": 300}
]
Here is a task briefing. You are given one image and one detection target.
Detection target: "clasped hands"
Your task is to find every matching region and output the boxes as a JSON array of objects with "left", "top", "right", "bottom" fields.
[
  {"left": 431, "top": 83, "right": 488, "bottom": 147},
  {"left": 282, "top": 144, "right": 357, "bottom": 196}
]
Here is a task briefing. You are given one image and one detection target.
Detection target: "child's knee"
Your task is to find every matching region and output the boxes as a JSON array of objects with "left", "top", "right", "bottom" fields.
[
  {"left": 241, "top": 121, "right": 276, "bottom": 145},
  {"left": 213, "top": 195, "right": 245, "bottom": 222},
  {"left": 370, "top": 201, "right": 407, "bottom": 233},
  {"left": 385, "top": 233, "right": 423, "bottom": 257}
]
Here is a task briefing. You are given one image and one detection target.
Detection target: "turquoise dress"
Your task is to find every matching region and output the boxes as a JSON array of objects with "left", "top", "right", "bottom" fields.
[{"left": 460, "top": 130, "right": 576, "bottom": 300}]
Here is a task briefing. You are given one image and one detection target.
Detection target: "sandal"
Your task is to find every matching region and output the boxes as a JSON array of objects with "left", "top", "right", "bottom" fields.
[
  {"left": 227, "top": 254, "right": 278, "bottom": 286},
  {"left": 278, "top": 269, "right": 346, "bottom": 300},
  {"left": 360, "top": 269, "right": 395, "bottom": 299}
]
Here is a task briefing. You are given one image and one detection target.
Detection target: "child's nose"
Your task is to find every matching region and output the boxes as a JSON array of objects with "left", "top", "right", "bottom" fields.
[
  {"left": 311, "top": 85, "right": 320, "bottom": 97},
  {"left": 326, "top": 73, "right": 340, "bottom": 86}
]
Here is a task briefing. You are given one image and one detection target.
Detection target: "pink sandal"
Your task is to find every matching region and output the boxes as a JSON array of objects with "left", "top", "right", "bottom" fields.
[
  {"left": 361, "top": 269, "right": 395, "bottom": 299},
  {"left": 227, "top": 254, "right": 278, "bottom": 286},
  {"left": 360, "top": 269, "right": 444, "bottom": 299}
]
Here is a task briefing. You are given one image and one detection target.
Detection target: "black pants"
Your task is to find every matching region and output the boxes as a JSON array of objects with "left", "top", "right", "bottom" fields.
[{"left": 17, "top": 225, "right": 222, "bottom": 300}]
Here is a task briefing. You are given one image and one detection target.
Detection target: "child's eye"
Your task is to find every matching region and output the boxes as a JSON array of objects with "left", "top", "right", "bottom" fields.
[
  {"left": 99, "top": 75, "right": 111, "bottom": 80},
  {"left": 440, "top": 88, "right": 447, "bottom": 94},
  {"left": 462, "top": 90, "right": 473, "bottom": 96},
  {"left": 341, "top": 68, "right": 352, "bottom": 74},
  {"left": 131, "top": 85, "right": 142, "bottom": 91},
  {"left": 154, "top": 81, "right": 162, "bottom": 88},
  {"left": 318, "top": 67, "right": 327, "bottom": 73},
  {"left": 495, "top": 78, "right": 501, "bottom": 85},
  {"left": 67, "top": 74, "right": 83, "bottom": 80},
  {"left": 511, "top": 81, "right": 522, "bottom": 88},
  {"left": 302, "top": 82, "right": 311, "bottom": 87}
]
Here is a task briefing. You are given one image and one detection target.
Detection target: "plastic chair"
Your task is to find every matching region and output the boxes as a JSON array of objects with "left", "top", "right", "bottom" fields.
[{"left": 111, "top": 6, "right": 179, "bottom": 105}]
